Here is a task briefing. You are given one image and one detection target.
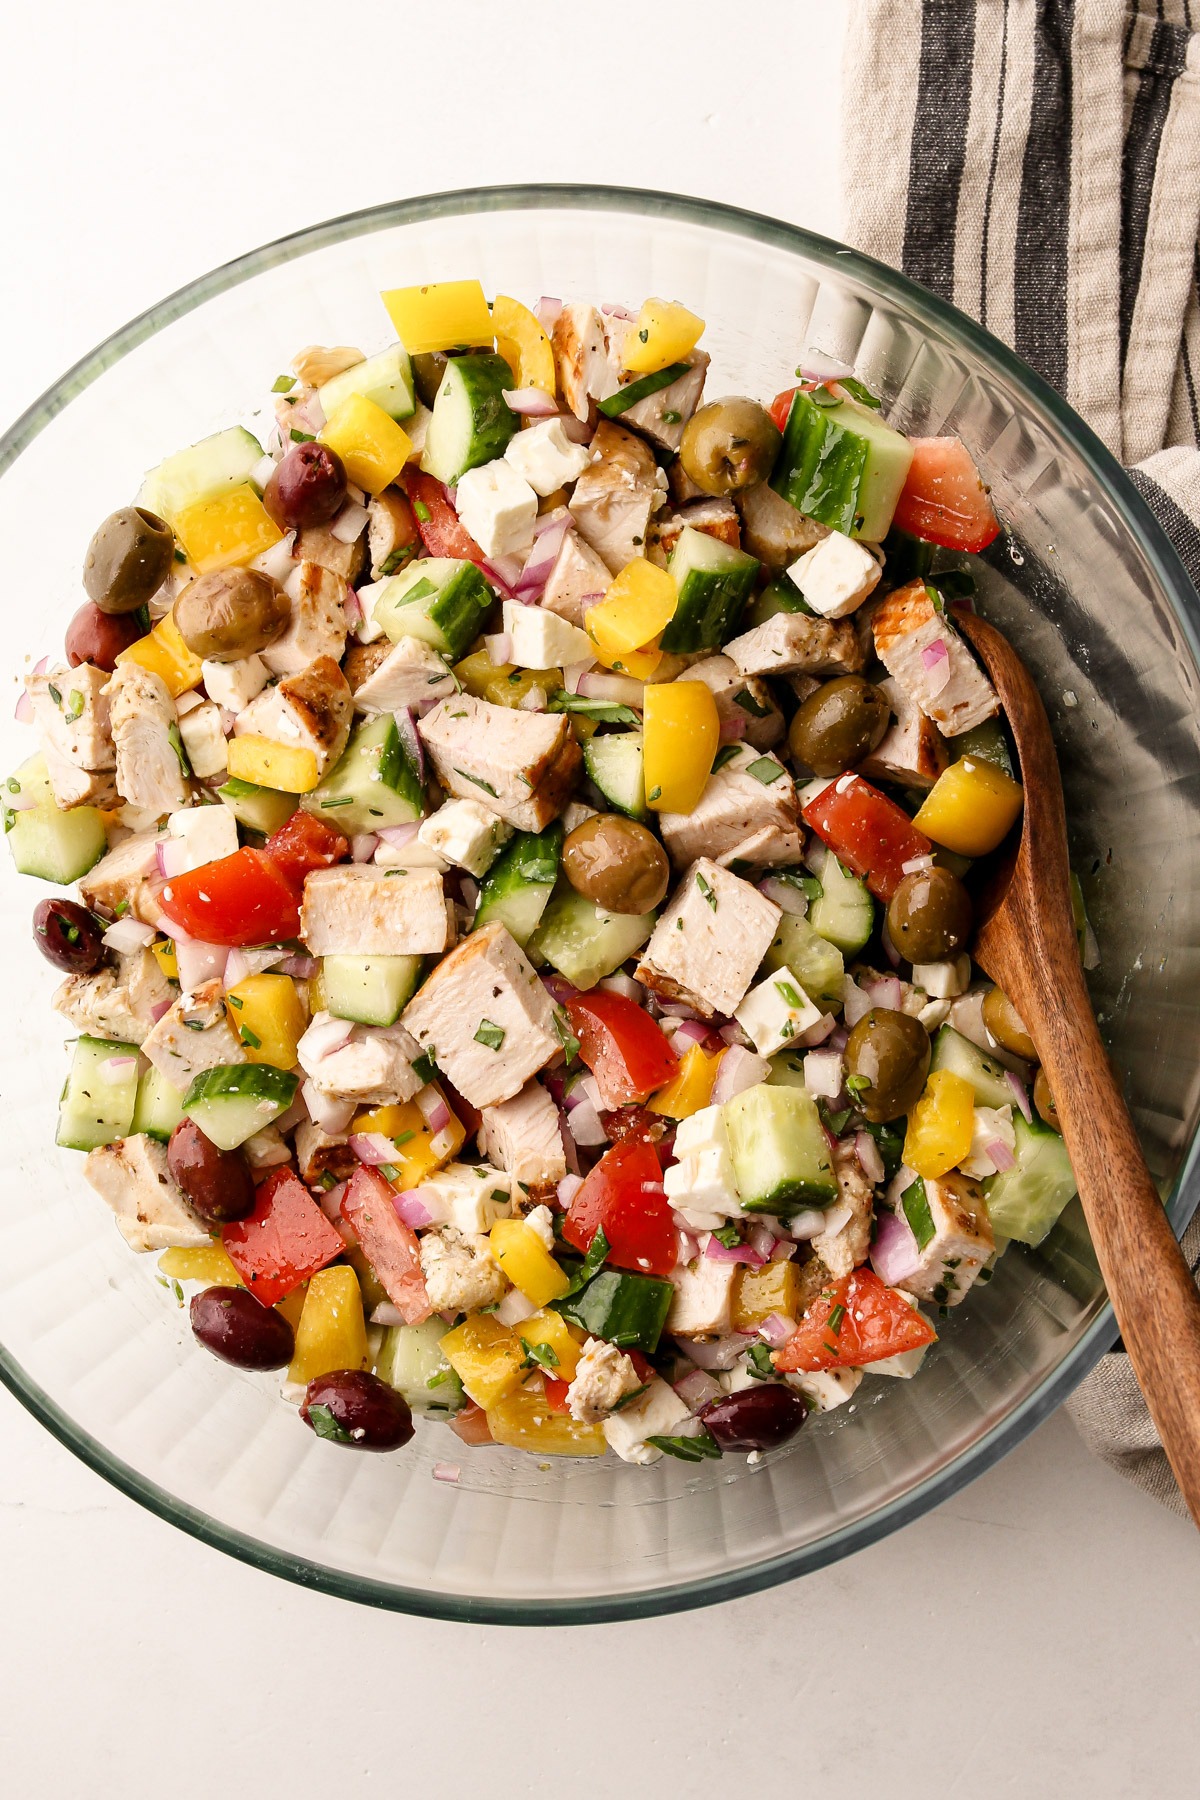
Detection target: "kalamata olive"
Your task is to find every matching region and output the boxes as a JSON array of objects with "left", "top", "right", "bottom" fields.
[
  {"left": 190, "top": 1286, "right": 295, "bottom": 1370},
  {"left": 789, "top": 675, "right": 891, "bottom": 776},
  {"left": 83, "top": 506, "right": 175, "bottom": 614},
  {"left": 981, "top": 985, "right": 1036, "bottom": 1060},
  {"left": 1034, "top": 1068, "right": 1061, "bottom": 1133},
  {"left": 32, "top": 898, "right": 107, "bottom": 974},
  {"left": 167, "top": 1118, "right": 256, "bottom": 1226},
  {"left": 845, "top": 1008, "right": 931, "bottom": 1123},
  {"left": 679, "top": 397, "right": 781, "bottom": 496},
  {"left": 699, "top": 1384, "right": 808, "bottom": 1452},
  {"left": 302, "top": 1369, "right": 415, "bottom": 1451},
  {"left": 562, "top": 814, "right": 670, "bottom": 914},
  {"left": 886, "top": 867, "right": 973, "bottom": 963},
  {"left": 172, "top": 568, "right": 290, "bottom": 662},
  {"left": 262, "top": 442, "right": 347, "bottom": 532},
  {"left": 412, "top": 351, "right": 450, "bottom": 409},
  {"left": 64, "top": 601, "right": 142, "bottom": 672}
]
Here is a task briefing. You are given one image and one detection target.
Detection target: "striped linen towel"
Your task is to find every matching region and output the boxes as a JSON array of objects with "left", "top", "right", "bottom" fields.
[{"left": 843, "top": 0, "right": 1200, "bottom": 1517}]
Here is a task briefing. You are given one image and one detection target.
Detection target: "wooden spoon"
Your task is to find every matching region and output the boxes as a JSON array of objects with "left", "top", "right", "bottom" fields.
[{"left": 954, "top": 607, "right": 1200, "bottom": 1527}]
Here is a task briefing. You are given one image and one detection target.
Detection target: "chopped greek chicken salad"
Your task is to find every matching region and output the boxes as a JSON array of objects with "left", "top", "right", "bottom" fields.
[{"left": 9, "top": 281, "right": 1086, "bottom": 1466}]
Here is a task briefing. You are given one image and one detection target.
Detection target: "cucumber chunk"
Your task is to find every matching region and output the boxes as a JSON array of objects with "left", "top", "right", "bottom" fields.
[
  {"left": 421, "top": 353, "right": 518, "bottom": 485},
  {"left": 473, "top": 823, "right": 563, "bottom": 948},
  {"left": 318, "top": 343, "right": 415, "bottom": 423},
  {"left": 583, "top": 732, "right": 646, "bottom": 819},
  {"left": 723, "top": 1083, "right": 837, "bottom": 1213},
  {"left": 376, "top": 1319, "right": 464, "bottom": 1413},
  {"left": 5, "top": 752, "right": 55, "bottom": 810},
  {"left": 808, "top": 846, "right": 875, "bottom": 955},
  {"left": 321, "top": 954, "right": 422, "bottom": 1027},
  {"left": 57, "top": 1037, "right": 140, "bottom": 1152},
  {"left": 131, "top": 1064, "right": 188, "bottom": 1142},
  {"left": 6, "top": 788, "right": 108, "bottom": 884},
  {"left": 772, "top": 390, "right": 914, "bottom": 542},
  {"left": 302, "top": 713, "right": 424, "bottom": 834},
  {"left": 372, "top": 557, "right": 495, "bottom": 659},
  {"left": 929, "top": 1025, "right": 1015, "bottom": 1109},
  {"left": 138, "top": 425, "right": 264, "bottom": 524},
  {"left": 661, "top": 527, "right": 759, "bottom": 652},
  {"left": 760, "top": 913, "right": 845, "bottom": 1011},
  {"left": 217, "top": 776, "right": 298, "bottom": 837},
  {"left": 983, "top": 1113, "right": 1077, "bottom": 1246},
  {"left": 527, "top": 886, "right": 655, "bottom": 990},
  {"left": 952, "top": 719, "right": 1015, "bottom": 779},
  {"left": 183, "top": 1064, "right": 299, "bottom": 1152}
]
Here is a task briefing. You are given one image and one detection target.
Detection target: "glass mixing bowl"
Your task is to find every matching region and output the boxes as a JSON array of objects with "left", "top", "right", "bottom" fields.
[{"left": 2, "top": 187, "right": 1198, "bottom": 1624}]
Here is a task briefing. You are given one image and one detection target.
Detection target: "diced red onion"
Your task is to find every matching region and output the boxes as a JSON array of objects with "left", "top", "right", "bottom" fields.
[
  {"left": 562, "top": 660, "right": 589, "bottom": 696},
  {"left": 348, "top": 1132, "right": 396, "bottom": 1167},
  {"left": 828, "top": 1024, "right": 849, "bottom": 1052},
  {"left": 376, "top": 821, "right": 420, "bottom": 849},
  {"left": 674, "top": 1368, "right": 723, "bottom": 1408},
  {"left": 712, "top": 1045, "right": 771, "bottom": 1104},
  {"left": 797, "top": 354, "right": 855, "bottom": 383},
  {"left": 578, "top": 1074, "right": 603, "bottom": 1111},
  {"left": 862, "top": 974, "right": 903, "bottom": 1012},
  {"left": 370, "top": 1302, "right": 406, "bottom": 1328},
  {"left": 432, "top": 1461, "right": 461, "bottom": 1485},
  {"left": 541, "top": 973, "right": 578, "bottom": 1006},
  {"left": 718, "top": 1020, "right": 754, "bottom": 1051},
  {"left": 881, "top": 918, "right": 902, "bottom": 969},
  {"left": 921, "top": 638, "right": 949, "bottom": 670},
  {"left": 685, "top": 1332, "right": 755, "bottom": 1371},
  {"left": 344, "top": 482, "right": 365, "bottom": 506},
  {"left": 155, "top": 838, "right": 191, "bottom": 880},
  {"left": 770, "top": 1239, "right": 796, "bottom": 1262},
  {"left": 533, "top": 505, "right": 574, "bottom": 539},
  {"left": 393, "top": 708, "right": 425, "bottom": 783},
  {"left": 676, "top": 1225, "right": 701, "bottom": 1264},
  {"left": 871, "top": 1207, "right": 922, "bottom": 1285},
  {"left": 174, "top": 933, "right": 229, "bottom": 991},
  {"left": 301, "top": 1082, "right": 357, "bottom": 1137},
  {"left": 485, "top": 632, "right": 513, "bottom": 666},
  {"left": 100, "top": 1055, "right": 139, "bottom": 1077},
  {"left": 798, "top": 1012, "right": 837, "bottom": 1048},
  {"left": 558, "top": 414, "right": 593, "bottom": 445},
  {"left": 600, "top": 303, "right": 637, "bottom": 321},
  {"left": 273, "top": 1093, "right": 308, "bottom": 1136},
  {"left": 278, "top": 953, "right": 318, "bottom": 978},
  {"left": 855, "top": 1130, "right": 886, "bottom": 1184},
  {"left": 351, "top": 833, "right": 378, "bottom": 863},
  {"left": 558, "top": 1113, "right": 582, "bottom": 1176},
  {"left": 758, "top": 1312, "right": 795, "bottom": 1347},
  {"left": 557, "top": 1172, "right": 584, "bottom": 1207},
  {"left": 342, "top": 586, "right": 363, "bottom": 626},
  {"left": 597, "top": 973, "right": 642, "bottom": 1003},
  {"left": 535, "top": 296, "right": 563, "bottom": 329},
  {"left": 747, "top": 1222, "right": 777, "bottom": 1261},
  {"left": 758, "top": 875, "right": 807, "bottom": 916},
  {"left": 13, "top": 688, "right": 32, "bottom": 724},
  {"left": 33, "top": 656, "right": 49, "bottom": 676},
  {"left": 481, "top": 554, "right": 524, "bottom": 597},
  {"left": 718, "top": 715, "right": 748, "bottom": 745},
  {"left": 672, "top": 1018, "right": 711, "bottom": 1048},
  {"left": 317, "top": 1180, "right": 347, "bottom": 1223},
  {"left": 822, "top": 1196, "right": 854, "bottom": 1238},
  {"left": 394, "top": 1190, "right": 433, "bottom": 1229},
  {"left": 901, "top": 855, "right": 935, "bottom": 875},
  {"left": 301, "top": 1014, "right": 355, "bottom": 1059},
  {"left": 567, "top": 1099, "right": 607, "bottom": 1147},
  {"left": 331, "top": 500, "right": 369, "bottom": 544},
  {"left": 1006, "top": 1069, "right": 1033, "bottom": 1124},
  {"left": 577, "top": 671, "right": 644, "bottom": 706},
  {"left": 788, "top": 1207, "right": 828, "bottom": 1241},
  {"left": 986, "top": 1138, "right": 1017, "bottom": 1172},
  {"left": 101, "top": 918, "right": 156, "bottom": 954},
  {"left": 804, "top": 1051, "right": 844, "bottom": 1099},
  {"left": 149, "top": 998, "right": 172, "bottom": 1023},
  {"left": 503, "top": 386, "right": 559, "bottom": 417},
  {"left": 426, "top": 1098, "right": 451, "bottom": 1133}
]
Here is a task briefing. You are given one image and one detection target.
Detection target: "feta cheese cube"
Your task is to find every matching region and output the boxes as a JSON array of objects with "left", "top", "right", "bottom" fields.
[
  {"left": 784, "top": 1366, "right": 863, "bottom": 1411},
  {"left": 663, "top": 1105, "right": 743, "bottom": 1224},
  {"left": 201, "top": 655, "right": 269, "bottom": 712},
  {"left": 454, "top": 459, "right": 538, "bottom": 558},
  {"left": 861, "top": 1289, "right": 932, "bottom": 1378},
  {"left": 959, "top": 1104, "right": 1016, "bottom": 1180},
  {"left": 504, "top": 418, "right": 591, "bottom": 495},
  {"left": 353, "top": 579, "right": 391, "bottom": 644},
  {"left": 734, "top": 966, "right": 825, "bottom": 1057},
  {"left": 787, "top": 531, "right": 883, "bottom": 619},
  {"left": 911, "top": 953, "right": 972, "bottom": 999},
  {"left": 415, "top": 1162, "right": 514, "bottom": 1234},
  {"left": 417, "top": 798, "right": 512, "bottom": 877},
  {"left": 667, "top": 1258, "right": 737, "bottom": 1336},
  {"left": 167, "top": 804, "right": 239, "bottom": 872},
  {"left": 177, "top": 700, "right": 228, "bottom": 779},
  {"left": 889, "top": 1169, "right": 995, "bottom": 1305},
  {"left": 501, "top": 600, "right": 594, "bottom": 671},
  {"left": 602, "top": 1376, "right": 697, "bottom": 1465}
]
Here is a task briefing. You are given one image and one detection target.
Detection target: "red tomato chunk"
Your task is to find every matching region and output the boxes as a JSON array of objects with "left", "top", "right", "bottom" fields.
[
  {"left": 563, "top": 1139, "right": 676, "bottom": 1279},
  {"left": 892, "top": 436, "right": 1000, "bottom": 553},
  {"left": 802, "top": 774, "right": 932, "bottom": 902},
  {"left": 774, "top": 1267, "right": 937, "bottom": 1373},
  {"left": 222, "top": 1167, "right": 344, "bottom": 1307},
  {"left": 265, "top": 810, "right": 349, "bottom": 890},
  {"left": 565, "top": 991, "right": 678, "bottom": 1109},
  {"left": 341, "top": 1166, "right": 431, "bottom": 1324},
  {"left": 159, "top": 848, "right": 301, "bottom": 947}
]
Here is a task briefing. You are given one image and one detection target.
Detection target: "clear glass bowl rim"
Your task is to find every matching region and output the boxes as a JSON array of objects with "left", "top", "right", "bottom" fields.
[{"left": 2, "top": 183, "right": 1197, "bottom": 1626}]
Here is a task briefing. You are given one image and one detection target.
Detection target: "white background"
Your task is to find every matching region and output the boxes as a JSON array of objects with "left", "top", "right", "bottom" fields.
[{"left": 3, "top": 4, "right": 1197, "bottom": 1795}]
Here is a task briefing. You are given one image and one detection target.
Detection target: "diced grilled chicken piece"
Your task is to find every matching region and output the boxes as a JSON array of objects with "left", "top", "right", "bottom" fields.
[
  {"left": 260, "top": 562, "right": 348, "bottom": 676},
  {"left": 636, "top": 858, "right": 780, "bottom": 1019},
  {"left": 551, "top": 303, "right": 622, "bottom": 420},
  {"left": 811, "top": 1140, "right": 875, "bottom": 1279},
  {"left": 350, "top": 635, "right": 457, "bottom": 714},
  {"left": 540, "top": 528, "right": 613, "bottom": 627},
  {"left": 41, "top": 746, "right": 120, "bottom": 810},
  {"left": 658, "top": 743, "right": 803, "bottom": 870},
  {"left": 736, "top": 483, "right": 827, "bottom": 571},
  {"left": 419, "top": 1226, "right": 506, "bottom": 1315},
  {"left": 176, "top": 699, "right": 228, "bottom": 779},
  {"left": 418, "top": 695, "right": 581, "bottom": 832},
  {"left": 297, "top": 1015, "right": 422, "bottom": 1106},
  {"left": 105, "top": 662, "right": 187, "bottom": 817},
  {"left": 684, "top": 655, "right": 785, "bottom": 751},
  {"left": 872, "top": 580, "right": 999, "bottom": 737},
  {"left": 478, "top": 1080, "right": 566, "bottom": 1195},
  {"left": 234, "top": 655, "right": 353, "bottom": 777},
  {"left": 79, "top": 831, "right": 166, "bottom": 926},
  {"left": 290, "top": 344, "right": 364, "bottom": 386},
  {"left": 570, "top": 420, "right": 663, "bottom": 573},
  {"left": 883, "top": 1170, "right": 995, "bottom": 1305},
  {"left": 666, "top": 1258, "right": 738, "bottom": 1336},
  {"left": 649, "top": 496, "right": 741, "bottom": 567},
  {"left": 26, "top": 663, "right": 114, "bottom": 775},
  {"left": 619, "top": 351, "right": 709, "bottom": 453},
  {"left": 402, "top": 921, "right": 560, "bottom": 1108},
  {"left": 724, "top": 611, "right": 865, "bottom": 679},
  {"left": 342, "top": 640, "right": 392, "bottom": 692},
  {"left": 367, "top": 487, "right": 419, "bottom": 580},
  {"left": 668, "top": 458, "right": 707, "bottom": 506},
  {"left": 293, "top": 1120, "right": 357, "bottom": 1188},
  {"left": 300, "top": 864, "right": 452, "bottom": 956},
  {"left": 53, "top": 948, "right": 173, "bottom": 1047},
  {"left": 293, "top": 523, "right": 366, "bottom": 584},
  {"left": 84, "top": 1134, "right": 209, "bottom": 1252},
  {"left": 858, "top": 675, "right": 949, "bottom": 790},
  {"left": 141, "top": 978, "right": 246, "bottom": 1092},
  {"left": 567, "top": 1337, "right": 642, "bottom": 1424}
]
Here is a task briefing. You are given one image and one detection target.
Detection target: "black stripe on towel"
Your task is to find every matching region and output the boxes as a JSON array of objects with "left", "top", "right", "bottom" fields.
[
  {"left": 978, "top": 0, "right": 1011, "bottom": 332},
  {"left": 902, "top": 1, "right": 977, "bottom": 298},
  {"left": 1128, "top": 468, "right": 1200, "bottom": 593},
  {"left": 1013, "top": 0, "right": 1075, "bottom": 393},
  {"left": 1120, "top": 21, "right": 1191, "bottom": 357}
]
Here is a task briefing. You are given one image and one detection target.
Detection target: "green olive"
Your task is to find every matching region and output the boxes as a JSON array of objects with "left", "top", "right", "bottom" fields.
[
  {"left": 412, "top": 351, "right": 450, "bottom": 409},
  {"left": 562, "top": 815, "right": 669, "bottom": 915},
  {"left": 981, "top": 986, "right": 1036, "bottom": 1060},
  {"left": 886, "top": 867, "right": 973, "bottom": 964},
  {"left": 845, "top": 1009, "right": 931, "bottom": 1123},
  {"left": 83, "top": 507, "right": 175, "bottom": 615},
  {"left": 173, "top": 569, "right": 290, "bottom": 662},
  {"left": 1033, "top": 1068, "right": 1061, "bottom": 1134},
  {"left": 788, "top": 675, "right": 891, "bottom": 776},
  {"left": 678, "top": 397, "right": 781, "bottom": 496}
]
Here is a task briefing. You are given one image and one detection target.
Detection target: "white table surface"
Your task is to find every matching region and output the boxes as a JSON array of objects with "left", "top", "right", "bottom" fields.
[{"left": 3, "top": 4, "right": 1196, "bottom": 1794}]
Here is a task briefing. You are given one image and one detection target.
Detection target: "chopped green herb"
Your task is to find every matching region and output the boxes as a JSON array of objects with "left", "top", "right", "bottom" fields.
[
  {"left": 746, "top": 757, "right": 784, "bottom": 785},
  {"left": 48, "top": 683, "right": 62, "bottom": 707},
  {"left": 901, "top": 1176, "right": 935, "bottom": 1252},
  {"left": 412, "top": 1050, "right": 438, "bottom": 1084},
  {"left": 474, "top": 1019, "right": 506, "bottom": 1051},
  {"left": 712, "top": 743, "right": 742, "bottom": 772},
  {"left": 306, "top": 1404, "right": 353, "bottom": 1443},
  {"left": 712, "top": 1225, "right": 741, "bottom": 1248},
  {"left": 380, "top": 547, "right": 414, "bottom": 577},
  {"left": 64, "top": 690, "right": 84, "bottom": 724},
  {"left": 320, "top": 796, "right": 356, "bottom": 808},
  {"left": 837, "top": 377, "right": 882, "bottom": 410},
  {"left": 413, "top": 499, "right": 431, "bottom": 523},
  {"left": 820, "top": 1103, "right": 852, "bottom": 1136},
  {"left": 239, "top": 1025, "right": 262, "bottom": 1050},
  {"left": 564, "top": 1226, "right": 610, "bottom": 1296},
  {"left": 775, "top": 980, "right": 805, "bottom": 1009},
  {"left": 553, "top": 1009, "right": 580, "bottom": 1065},
  {"left": 379, "top": 1163, "right": 401, "bottom": 1181},
  {"left": 609, "top": 1381, "right": 652, "bottom": 1412},
  {"left": 290, "top": 428, "right": 315, "bottom": 444},
  {"left": 638, "top": 328, "right": 649, "bottom": 343},
  {"left": 181, "top": 1019, "right": 206, "bottom": 1032},
  {"left": 174, "top": 548, "right": 188, "bottom": 564},
  {"left": 646, "top": 1428, "right": 722, "bottom": 1462},
  {"left": 647, "top": 785, "right": 662, "bottom": 803},
  {"left": 272, "top": 374, "right": 296, "bottom": 394},
  {"left": 732, "top": 686, "right": 772, "bottom": 719},
  {"left": 402, "top": 576, "right": 436, "bottom": 604},
  {"left": 845, "top": 1073, "right": 871, "bottom": 1096},
  {"left": 827, "top": 1302, "right": 846, "bottom": 1335},
  {"left": 319, "top": 1171, "right": 338, "bottom": 1190},
  {"left": 456, "top": 769, "right": 499, "bottom": 797},
  {"left": 392, "top": 1130, "right": 416, "bottom": 1149},
  {"left": 168, "top": 723, "right": 192, "bottom": 777},
  {"left": 519, "top": 1338, "right": 560, "bottom": 1372},
  {"left": 695, "top": 871, "right": 717, "bottom": 910},
  {"left": 799, "top": 875, "right": 824, "bottom": 902},
  {"left": 661, "top": 409, "right": 682, "bottom": 424},
  {"left": 548, "top": 694, "right": 641, "bottom": 725},
  {"left": 227, "top": 994, "right": 243, "bottom": 1009},
  {"left": 746, "top": 1341, "right": 776, "bottom": 1379}
]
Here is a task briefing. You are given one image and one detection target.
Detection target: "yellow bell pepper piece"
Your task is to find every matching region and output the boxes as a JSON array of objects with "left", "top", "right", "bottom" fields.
[
  {"left": 440, "top": 1313, "right": 525, "bottom": 1409},
  {"left": 115, "top": 607, "right": 203, "bottom": 698},
  {"left": 492, "top": 293, "right": 556, "bottom": 393},
  {"left": 453, "top": 650, "right": 561, "bottom": 708},
  {"left": 621, "top": 299, "right": 705, "bottom": 375},
  {"left": 732, "top": 1260, "right": 801, "bottom": 1331},
  {"left": 174, "top": 484, "right": 283, "bottom": 574},
  {"left": 903, "top": 1069, "right": 977, "bottom": 1180},
  {"left": 489, "top": 1219, "right": 570, "bottom": 1307},
  {"left": 487, "top": 1385, "right": 607, "bottom": 1456},
  {"left": 151, "top": 937, "right": 179, "bottom": 982},
  {"left": 516, "top": 1308, "right": 585, "bottom": 1383},
  {"left": 287, "top": 1266, "right": 368, "bottom": 1386},
  {"left": 352, "top": 1087, "right": 464, "bottom": 1186},
  {"left": 226, "top": 735, "right": 320, "bottom": 794},
  {"left": 586, "top": 560, "right": 678, "bottom": 677},
  {"left": 320, "top": 394, "right": 413, "bottom": 496},
  {"left": 224, "top": 972, "right": 306, "bottom": 1070},
  {"left": 275, "top": 1283, "right": 308, "bottom": 1331},
  {"left": 643, "top": 681, "right": 720, "bottom": 813},
  {"left": 648, "top": 1043, "right": 722, "bottom": 1118},
  {"left": 913, "top": 756, "right": 1024, "bottom": 858},
  {"left": 381, "top": 280, "right": 494, "bottom": 354},
  {"left": 158, "top": 1243, "right": 241, "bottom": 1286}
]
